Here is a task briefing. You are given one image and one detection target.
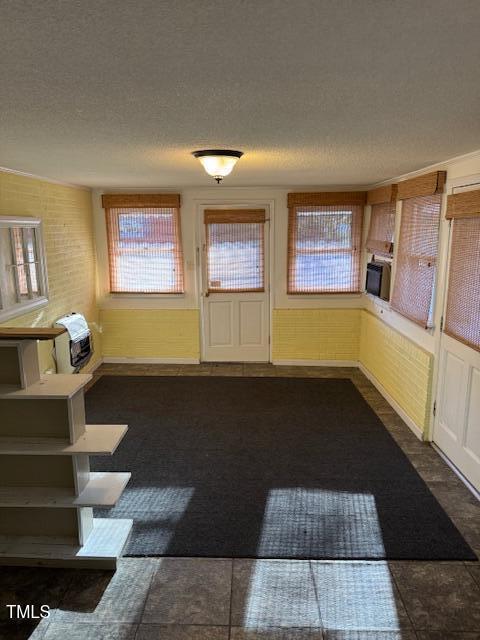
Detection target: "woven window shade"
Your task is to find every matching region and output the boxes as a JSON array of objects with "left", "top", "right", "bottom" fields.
[
  {"left": 446, "top": 189, "right": 480, "bottom": 219},
  {"left": 366, "top": 202, "right": 396, "bottom": 257},
  {"left": 397, "top": 171, "right": 446, "bottom": 200},
  {"left": 204, "top": 210, "right": 265, "bottom": 292},
  {"left": 391, "top": 194, "right": 441, "bottom": 327},
  {"left": 287, "top": 204, "right": 363, "bottom": 294},
  {"left": 366, "top": 184, "right": 397, "bottom": 206},
  {"left": 444, "top": 217, "right": 480, "bottom": 352},
  {"left": 105, "top": 206, "right": 184, "bottom": 293}
]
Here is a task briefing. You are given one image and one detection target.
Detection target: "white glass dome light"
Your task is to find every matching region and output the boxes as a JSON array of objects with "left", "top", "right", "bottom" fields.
[{"left": 192, "top": 149, "right": 244, "bottom": 183}]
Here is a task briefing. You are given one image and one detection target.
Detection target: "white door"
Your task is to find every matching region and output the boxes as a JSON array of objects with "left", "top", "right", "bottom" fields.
[
  {"left": 201, "top": 208, "right": 270, "bottom": 362},
  {"left": 435, "top": 334, "right": 480, "bottom": 491},
  {"left": 433, "top": 182, "right": 480, "bottom": 492}
]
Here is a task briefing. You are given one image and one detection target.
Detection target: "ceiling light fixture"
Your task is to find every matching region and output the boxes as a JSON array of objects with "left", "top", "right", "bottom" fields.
[{"left": 192, "top": 149, "right": 243, "bottom": 184}]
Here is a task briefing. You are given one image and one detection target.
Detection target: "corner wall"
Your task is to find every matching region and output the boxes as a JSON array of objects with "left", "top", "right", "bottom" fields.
[
  {"left": 271, "top": 307, "right": 434, "bottom": 436},
  {"left": 0, "top": 171, "right": 101, "bottom": 373}
]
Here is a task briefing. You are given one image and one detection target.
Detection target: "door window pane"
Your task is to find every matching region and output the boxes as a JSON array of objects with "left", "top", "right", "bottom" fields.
[
  {"left": 444, "top": 217, "right": 480, "bottom": 352},
  {"left": 206, "top": 222, "right": 265, "bottom": 292}
]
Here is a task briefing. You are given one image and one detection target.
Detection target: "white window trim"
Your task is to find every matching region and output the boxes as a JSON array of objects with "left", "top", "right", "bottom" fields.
[{"left": 0, "top": 217, "right": 49, "bottom": 322}]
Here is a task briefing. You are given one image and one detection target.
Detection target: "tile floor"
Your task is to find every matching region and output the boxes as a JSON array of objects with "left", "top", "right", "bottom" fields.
[{"left": 1, "top": 363, "right": 480, "bottom": 640}]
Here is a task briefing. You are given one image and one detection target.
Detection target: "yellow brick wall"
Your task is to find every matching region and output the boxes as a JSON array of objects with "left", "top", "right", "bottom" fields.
[
  {"left": 0, "top": 171, "right": 101, "bottom": 373},
  {"left": 359, "top": 310, "right": 433, "bottom": 434},
  {"left": 272, "top": 308, "right": 361, "bottom": 361},
  {"left": 100, "top": 308, "right": 200, "bottom": 359}
]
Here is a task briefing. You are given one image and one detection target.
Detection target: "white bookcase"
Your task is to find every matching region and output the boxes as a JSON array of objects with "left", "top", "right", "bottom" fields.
[{"left": 0, "top": 329, "right": 132, "bottom": 568}]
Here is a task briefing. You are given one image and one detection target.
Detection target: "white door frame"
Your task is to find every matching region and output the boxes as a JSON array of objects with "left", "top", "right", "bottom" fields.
[
  {"left": 431, "top": 173, "right": 480, "bottom": 489},
  {"left": 195, "top": 198, "right": 275, "bottom": 363}
]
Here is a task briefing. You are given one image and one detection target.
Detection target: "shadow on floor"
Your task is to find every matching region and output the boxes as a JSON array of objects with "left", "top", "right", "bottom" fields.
[{"left": 0, "top": 565, "right": 113, "bottom": 640}]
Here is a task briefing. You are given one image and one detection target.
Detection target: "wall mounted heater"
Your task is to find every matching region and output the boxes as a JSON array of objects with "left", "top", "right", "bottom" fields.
[
  {"left": 366, "top": 261, "right": 391, "bottom": 301},
  {"left": 54, "top": 312, "right": 92, "bottom": 373}
]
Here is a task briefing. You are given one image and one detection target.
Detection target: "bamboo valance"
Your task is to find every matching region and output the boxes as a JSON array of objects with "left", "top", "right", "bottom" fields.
[
  {"left": 446, "top": 188, "right": 480, "bottom": 219},
  {"left": 396, "top": 171, "right": 446, "bottom": 201},
  {"left": 287, "top": 192, "right": 367, "bottom": 207},
  {"left": 102, "top": 193, "right": 181, "bottom": 209},
  {"left": 367, "top": 184, "right": 398, "bottom": 205},
  {"left": 204, "top": 209, "right": 266, "bottom": 224}
]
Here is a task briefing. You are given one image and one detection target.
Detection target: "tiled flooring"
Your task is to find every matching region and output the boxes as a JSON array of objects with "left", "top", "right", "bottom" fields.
[{"left": 2, "top": 363, "right": 480, "bottom": 640}]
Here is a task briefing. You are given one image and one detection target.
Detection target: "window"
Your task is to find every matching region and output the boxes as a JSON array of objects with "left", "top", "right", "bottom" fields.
[
  {"left": 444, "top": 188, "right": 480, "bottom": 352},
  {"left": 287, "top": 196, "right": 364, "bottom": 294},
  {"left": 103, "top": 194, "right": 184, "bottom": 294},
  {"left": 390, "top": 194, "right": 442, "bottom": 327},
  {"left": 204, "top": 209, "right": 265, "bottom": 292},
  {"left": 366, "top": 202, "right": 396, "bottom": 257},
  {"left": 0, "top": 217, "right": 48, "bottom": 322}
]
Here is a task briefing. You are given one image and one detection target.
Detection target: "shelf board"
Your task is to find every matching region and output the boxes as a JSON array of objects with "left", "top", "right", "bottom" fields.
[
  {"left": 0, "top": 472, "right": 131, "bottom": 508},
  {"left": 0, "top": 424, "right": 128, "bottom": 455},
  {"left": 0, "top": 374, "right": 92, "bottom": 399},
  {"left": 0, "top": 328, "right": 66, "bottom": 341},
  {"left": 0, "top": 518, "right": 133, "bottom": 569}
]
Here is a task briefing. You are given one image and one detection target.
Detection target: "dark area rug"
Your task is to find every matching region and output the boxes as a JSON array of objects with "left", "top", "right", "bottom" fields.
[{"left": 86, "top": 375, "right": 476, "bottom": 560}]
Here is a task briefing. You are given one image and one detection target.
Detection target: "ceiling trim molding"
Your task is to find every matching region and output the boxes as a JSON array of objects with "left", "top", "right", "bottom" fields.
[
  {"left": 367, "top": 148, "right": 480, "bottom": 190},
  {"left": 3, "top": 148, "right": 480, "bottom": 194},
  {"left": 0, "top": 165, "right": 90, "bottom": 191}
]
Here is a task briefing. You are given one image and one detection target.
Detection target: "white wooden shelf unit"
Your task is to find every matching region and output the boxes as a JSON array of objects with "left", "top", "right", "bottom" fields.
[{"left": 0, "top": 331, "right": 132, "bottom": 568}]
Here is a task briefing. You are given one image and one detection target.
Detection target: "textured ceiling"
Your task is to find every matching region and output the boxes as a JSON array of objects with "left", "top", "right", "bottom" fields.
[{"left": 1, "top": 0, "right": 480, "bottom": 188}]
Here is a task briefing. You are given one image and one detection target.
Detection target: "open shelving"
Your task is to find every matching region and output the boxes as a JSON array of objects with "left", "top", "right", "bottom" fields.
[{"left": 0, "top": 331, "right": 132, "bottom": 568}]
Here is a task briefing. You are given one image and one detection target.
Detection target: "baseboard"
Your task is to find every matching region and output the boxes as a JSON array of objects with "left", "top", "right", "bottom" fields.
[
  {"left": 272, "top": 359, "right": 359, "bottom": 367},
  {"left": 103, "top": 356, "right": 200, "bottom": 365},
  {"left": 82, "top": 356, "right": 104, "bottom": 374},
  {"left": 358, "top": 363, "right": 424, "bottom": 441}
]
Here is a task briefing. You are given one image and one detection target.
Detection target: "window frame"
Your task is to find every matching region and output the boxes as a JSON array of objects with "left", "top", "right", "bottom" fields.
[
  {"left": 390, "top": 194, "right": 442, "bottom": 328},
  {"left": 287, "top": 203, "right": 364, "bottom": 295},
  {"left": 0, "top": 217, "right": 49, "bottom": 322},
  {"left": 104, "top": 203, "right": 185, "bottom": 296},
  {"left": 203, "top": 208, "right": 266, "bottom": 294},
  {"left": 365, "top": 201, "right": 396, "bottom": 258},
  {"left": 443, "top": 184, "right": 480, "bottom": 352}
]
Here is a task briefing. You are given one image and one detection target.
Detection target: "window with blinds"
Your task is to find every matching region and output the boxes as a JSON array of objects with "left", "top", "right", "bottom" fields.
[
  {"left": 366, "top": 202, "right": 396, "bottom": 257},
  {"left": 204, "top": 210, "right": 265, "bottom": 292},
  {"left": 390, "top": 194, "right": 442, "bottom": 327},
  {"left": 444, "top": 189, "right": 480, "bottom": 352},
  {"left": 105, "top": 198, "right": 184, "bottom": 294},
  {"left": 287, "top": 204, "right": 363, "bottom": 294}
]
